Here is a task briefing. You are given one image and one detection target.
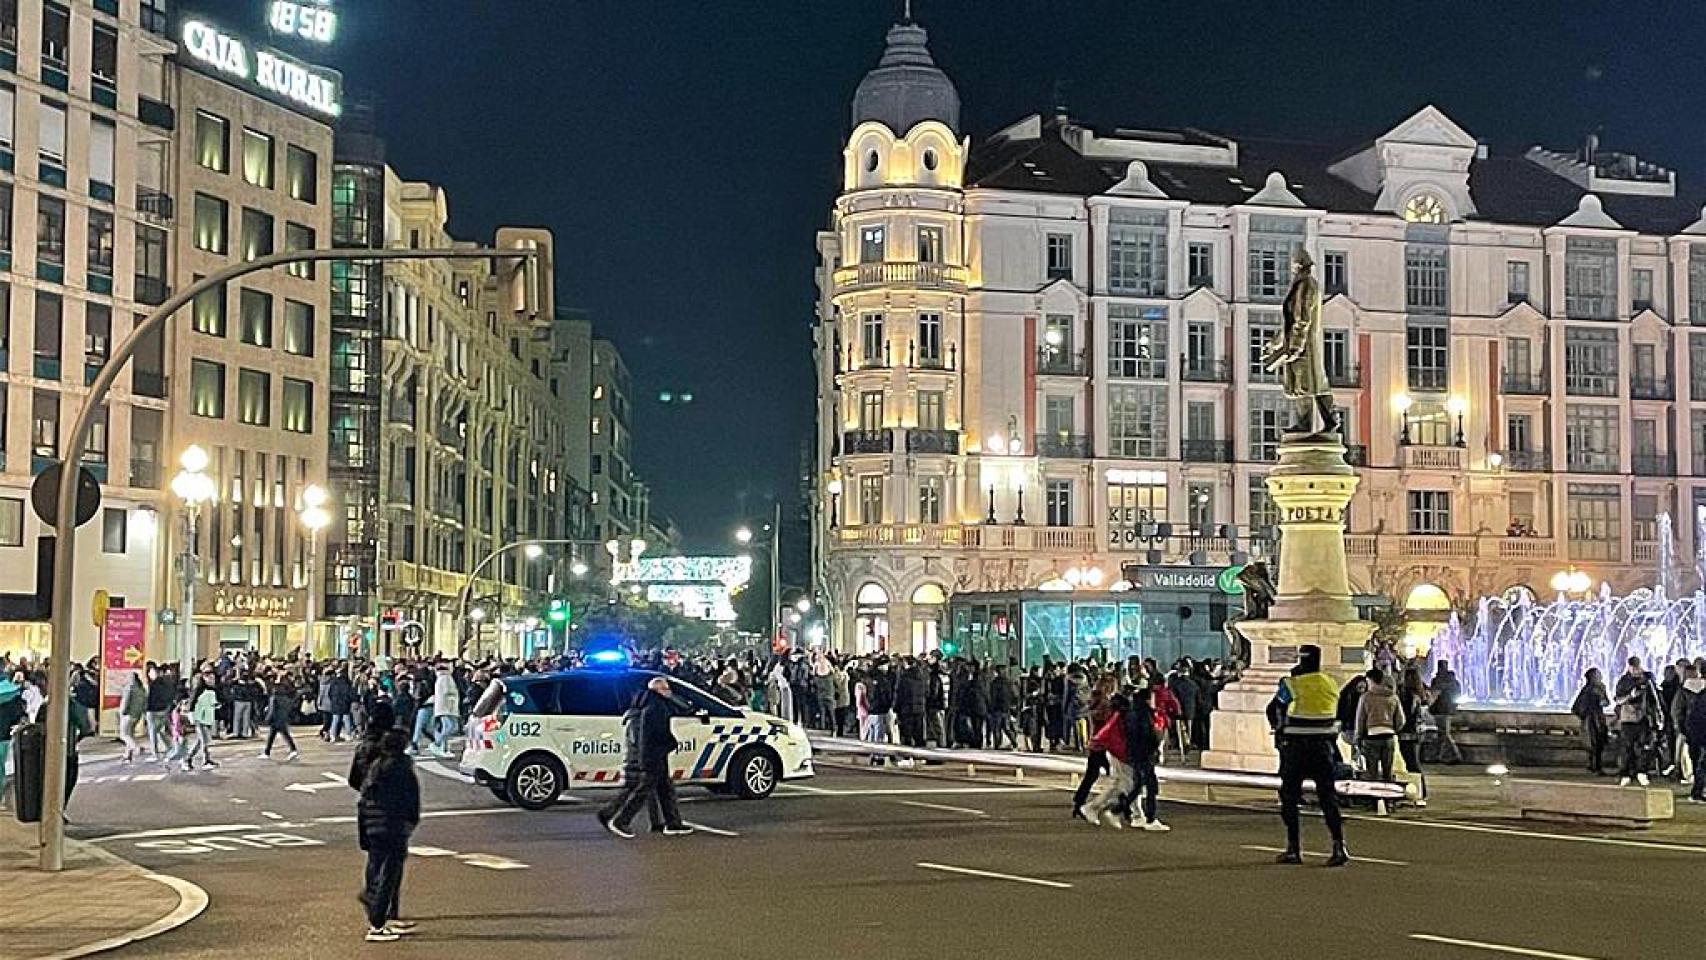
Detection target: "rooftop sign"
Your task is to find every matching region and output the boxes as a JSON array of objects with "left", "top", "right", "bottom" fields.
[{"left": 180, "top": 9, "right": 342, "bottom": 119}]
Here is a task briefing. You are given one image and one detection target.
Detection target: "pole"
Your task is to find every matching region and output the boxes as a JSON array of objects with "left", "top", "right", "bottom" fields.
[
  {"left": 453, "top": 538, "right": 600, "bottom": 658},
  {"left": 38, "top": 245, "right": 537, "bottom": 872},
  {"left": 304, "top": 528, "right": 318, "bottom": 658},
  {"left": 771, "top": 501, "right": 782, "bottom": 647},
  {"left": 179, "top": 508, "right": 198, "bottom": 678}
]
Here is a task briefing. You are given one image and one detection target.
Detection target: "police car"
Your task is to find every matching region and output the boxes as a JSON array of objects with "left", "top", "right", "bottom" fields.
[{"left": 461, "top": 665, "right": 814, "bottom": 810}]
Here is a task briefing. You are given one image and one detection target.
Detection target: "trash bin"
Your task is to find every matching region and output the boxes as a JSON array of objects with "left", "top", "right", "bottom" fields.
[{"left": 11, "top": 721, "right": 44, "bottom": 823}]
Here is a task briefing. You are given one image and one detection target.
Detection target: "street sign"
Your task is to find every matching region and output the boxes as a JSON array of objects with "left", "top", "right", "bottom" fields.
[
  {"left": 101, "top": 607, "right": 148, "bottom": 710},
  {"left": 29, "top": 462, "right": 102, "bottom": 528},
  {"left": 1216, "top": 565, "right": 1247, "bottom": 596},
  {"left": 92, "top": 589, "right": 110, "bottom": 629}
]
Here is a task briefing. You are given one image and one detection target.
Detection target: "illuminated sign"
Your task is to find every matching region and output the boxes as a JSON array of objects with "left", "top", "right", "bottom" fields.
[
  {"left": 269, "top": 1, "right": 337, "bottom": 44},
  {"left": 182, "top": 17, "right": 341, "bottom": 118}
]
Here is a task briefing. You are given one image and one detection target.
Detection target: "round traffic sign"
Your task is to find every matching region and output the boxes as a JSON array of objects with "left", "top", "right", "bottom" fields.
[{"left": 30, "top": 462, "right": 102, "bottom": 529}]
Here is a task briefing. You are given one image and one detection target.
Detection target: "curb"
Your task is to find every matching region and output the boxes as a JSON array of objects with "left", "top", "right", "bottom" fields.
[{"left": 24, "top": 841, "right": 209, "bottom": 960}]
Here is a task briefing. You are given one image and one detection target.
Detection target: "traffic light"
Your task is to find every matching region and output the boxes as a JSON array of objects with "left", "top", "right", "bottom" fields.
[
  {"left": 546, "top": 598, "right": 570, "bottom": 625},
  {"left": 940, "top": 638, "right": 961, "bottom": 657}
]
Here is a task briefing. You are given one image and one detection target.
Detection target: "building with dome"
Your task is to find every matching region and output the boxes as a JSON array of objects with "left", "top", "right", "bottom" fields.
[{"left": 812, "top": 15, "right": 1706, "bottom": 663}]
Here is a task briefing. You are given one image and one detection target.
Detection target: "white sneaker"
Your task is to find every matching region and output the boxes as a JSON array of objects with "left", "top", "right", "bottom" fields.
[
  {"left": 1101, "top": 811, "right": 1124, "bottom": 830},
  {"left": 286, "top": 751, "right": 300, "bottom": 762},
  {"left": 388, "top": 921, "right": 417, "bottom": 933},
  {"left": 1142, "top": 820, "right": 1172, "bottom": 833},
  {"left": 365, "top": 927, "right": 399, "bottom": 943},
  {"left": 1077, "top": 807, "right": 1100, "bottom": 826},
  {"left": 1636, "top": 773, "right": 1650, "bottom": 787},
  {"left": 662, "top": 825, "right": 695, "bottom": 836},
  {"left": 1619, "top": 777, "right": 1631, "bottom": 787}
]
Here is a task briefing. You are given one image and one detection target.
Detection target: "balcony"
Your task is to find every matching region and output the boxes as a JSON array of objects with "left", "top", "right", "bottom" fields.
[
  {"left": 833, "top": 523, "right": 1098, "bottom": 553},
  {"left": 1630, "top": 376, "right": 1673, "bottom": 401},
  {"left": 137, "top": 188, "right": 174, "bottom": 223},
  {"left": 1327, "top": 364, "right": 1362, "bottom": 389},
  {"left": 905, "top": 429, "right": 959, "bottom": 454},
  {"left": 1035, "top": 433, "right": 1092, "bottom": 459},
  {"left": 1180, "top": 357, "right": 1231, "bottom": 383},
  {"left": 1036, "top": 347, "right": 1088, "bottom": 377},
  {"left": 1344, "top": 533, "right": 1559, "bottom": 563},
  {"left": 1503, "top": 449, "right": 1550, "bottom": 472},
  {"left": 1501, "top": 369, "right": 1548, "bottom": 395},
  {"left": 133, "top": 275, "right": 168, "bottom": 305},
  {"left": 1632, "top": 453, "right": 1676, "bottom": 477},
  {"left": 1401, "top": 444, "right": 1463, "bottom": 470},
  {"left": 137, "top": 95, "right": 175, "bottom": 132},
  {"left": 387, "top": 403, "right": 417, "bottom": 427},
  {"left": 914, "top": 347, "right": 956, "bottom": 372},
  {"left": 130, "top": 460, "right": 159, "bottom": 490},
  {"left": 1181, "top": 439, "right": 1232, "bottom": 463},
  {"left": 1564, "top": 374, "right": 1618, "bottom": 398},
  {"left": 1566, "top": 451, "right": 1619, "bottom": 474},
  {"left": 1633, "top": 541, "right": 1660, "bottom": 565},
  {"left": 832, "top": 261, "right": 967, "bottom": 295},
  {"left": 842, "top": 429, "right": 894, "bottom": 455}
]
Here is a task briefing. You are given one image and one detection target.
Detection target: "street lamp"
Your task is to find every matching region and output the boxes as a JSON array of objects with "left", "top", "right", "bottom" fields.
[
  {"left": 168, "top": 445, "right": 217, "bottom": 677},
  {"left": 795, "top": 596, "right": 812, "bottom": 613},
  {"left": 735, "top": 504, "right": 783, "bottom": 646},
  {"left": 298, "top": 484, "right": 331, "bottom": 657},
  {"left": 571, "top": 560, "right": 589, "bottom": 577},
  {"left": 1392, "top": 393, "right": 1414, "bottom": 446},
  {"left": 1551, "top": 567, "right": 1593, "bottom": 597},
  {"left": 524, "top": 542, "right": 545, "bottom": 560},
  {"left": 1448, "top": 395, "right": 1468, "bottom": 448}
]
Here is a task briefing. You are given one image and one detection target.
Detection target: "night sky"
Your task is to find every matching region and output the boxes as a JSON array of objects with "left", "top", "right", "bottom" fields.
[{"left": 206, "top": 1, "right": 1706, "bottom": 550}]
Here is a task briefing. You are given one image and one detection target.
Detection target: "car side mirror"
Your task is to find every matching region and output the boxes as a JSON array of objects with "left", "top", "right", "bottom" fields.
[{"left": 696, "top": 709, "right": 711, "bottom": 724}]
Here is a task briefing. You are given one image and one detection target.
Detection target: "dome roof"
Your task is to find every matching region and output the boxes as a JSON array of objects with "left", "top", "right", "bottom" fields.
[{"left": 851, "top": 21, "right": 960, "bottom": 136}]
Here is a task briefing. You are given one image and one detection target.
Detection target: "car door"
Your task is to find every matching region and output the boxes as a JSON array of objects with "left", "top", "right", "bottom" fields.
[
  {"left": 667, "top": 680, "right": 746, "bottom": 782},
  {"left": 553, "top": 674, "right": 626, "bottom": 787}
]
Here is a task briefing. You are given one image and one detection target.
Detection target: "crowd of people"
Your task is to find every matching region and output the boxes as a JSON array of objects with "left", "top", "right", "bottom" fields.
[{"left": 1570, "top": 655, "right": 1706, "bottom": 800}]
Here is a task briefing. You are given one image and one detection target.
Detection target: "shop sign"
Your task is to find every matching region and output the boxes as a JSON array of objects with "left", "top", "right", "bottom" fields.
[
  {"left": 209, "top": 588, "right": 298, "bottom": 620},
  {"left": 181, "top": 14, "right": 342, "bottom": 117},
  {"left": 1123, "top": 566, "right": 1246, "bottom": 595}
]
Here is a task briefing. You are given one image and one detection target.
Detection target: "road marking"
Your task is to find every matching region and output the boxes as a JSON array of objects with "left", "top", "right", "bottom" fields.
[
  {"left": 409, "top": 845, "right": 459, "bottom": 857},
  {"left": 682, "top": 820, "right": 739, "bottom": 837},
  {"left": 916, "top": 862, "right": 1071, "bottom": 889},
  {"left": 418, "top": 760, "right": 475, "bottom": 784},
  {"left": 1350, "top": 810, "right": 1706, "bottom": 855},
  {"left": 456, "top": 853, "right": 529, "bottom": 870},
  {"left": 283, "top": 771, "right": 346, "bottom": 794},
  {"left": 132, "top": 832, "right": 324, "bottom": 856},
  {"left": 229, "top": 798, "right": 249, "bottom": 805},
  {"left": 777, "top": 785, "right": 1046, "bottom": 797},
  {"left": 1241, "top": 844, "right": 1408, "bottom": 867},
  {"left": 261, "top": 811, "right": 285, "bottom": 821},
  {"left": 131, "top": 774, "right": 166, "bottom": 782},
  {"left": 94, "top": 823, "right": 260, "bottom": 842},
  {"left": 896, "top": 799, "right": 988, "bottom": 817},
  {"left": 1409, "top": 933, "right": 1603, "bottom": 960}
]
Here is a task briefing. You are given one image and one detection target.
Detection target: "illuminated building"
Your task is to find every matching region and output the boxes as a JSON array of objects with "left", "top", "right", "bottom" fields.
[{"left": 815, "top": 14, "right": 1706, "bottom": 660}]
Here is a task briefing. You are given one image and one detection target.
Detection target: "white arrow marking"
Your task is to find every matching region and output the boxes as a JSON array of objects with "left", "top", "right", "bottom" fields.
[
  {"left": 284, "top": 772, "right": 347, "bottom": 794},
  {"left": 456, "top": 853, "right": 529, "bottom": 870}
]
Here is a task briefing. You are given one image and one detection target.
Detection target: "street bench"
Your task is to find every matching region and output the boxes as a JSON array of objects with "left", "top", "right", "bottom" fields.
[{"left": 1503, "top": 778, "right": 1674, "bottom": 828}]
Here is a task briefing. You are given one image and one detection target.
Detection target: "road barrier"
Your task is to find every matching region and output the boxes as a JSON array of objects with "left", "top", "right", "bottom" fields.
[{"left": 808, "top": 736, "right": 1409, "bottom": 802}]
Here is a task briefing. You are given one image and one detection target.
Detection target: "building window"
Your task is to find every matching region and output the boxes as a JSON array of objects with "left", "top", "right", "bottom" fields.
[
  {"left": 89, "top": 116, "right": 115, "bottom": 188},
  {"left": 36, "top": 195, "right": 64, "bottom": 264},
  {"left": 1567, "top": 484, "right": 1621, "bottom": 561},
  {"left": 1323, "top": 250, "right": 1348, "bottom": 296},
  {"left": 1406, "top": 319, "right": 1448, "bottom": 391},
  {"left": 1187, "top": 241, "right": 1213, "bottom": 289},
  {"left": 1632, "top": 267, "right": 1655, "bottom": 313},
  {"left": 917, "top": 312, "right": 942, "bottom": 365},
  {"left": 190, "top": 359, "right": 225, "bottom": 418},
  {"left": 917, "top": 476, "right": 942, "bottom": 524},
  {"left": 859, "top": 225, "right": 885, "bottom": 263},
  {"left": 284, "top": 223, "right": 315, "bottom": 278},
  {"left": 1248, "top": 391, "right": 1287, "bottom": 461},
  {"left": 195, "top": 111, "right": 229, "bottom": 172},
  {"left": 859, "top": 391, "right": 883, "bottom": 432},
  {"left": 1046, "top": 233, "right": 1072, "bottom": 281},
  {"left": 1248, "top": 312, "right": 1280, "bottom": 384},
  {"left": 91, "top": 22, "right": 117, "bottom": 86},
  {"left": 916, "top": 390, "right": 944, "bottom": 432},
  {"left": 101, "top": 508, "right": 126, "bottom": 554},
  {"left": 1507, "top": 260, "right": 1531, "bottom": 305},
  {"left": 1108, "top": 307, "right": 1165, "bottom": 379},
  {"left": 1565, "top": 237, "right": 1617, "bottom": 320},
  {"left": 0, "top": 498, "right": 22, "bottom": 547},
  {"left": 916, "top": 225, "right": 943, "bottom": 264},
  {"left": 1187, "top": 482, "right": 1214, "bottom": 531},
  {"left": 1045, "top": 479, "right": 1072, "bottom": 527},
  {"left": 1408, "top": 490, "right": 1452, "bottom": 535},
  {"left": 1506, "top": 414, "right": 1533, "bottom": 453},
  {"left": 286, "top": 145, "right": 318, "bottom": 202},
  {"left": 283, "top": 377, "right": 313, "bottom": 433},
  {"left": 1409, "top": 398, "right": 1450, "bottom": 447},
  {"left": 37, "top": 99, "right": 65, "bottom": 166},
  {"left": 1323, "top": 329, "right": 1350, "bottom": 383},
  {"left": 241, "top": 207, "right": 274, "bottom": 261},
  {"left": 192, "top": 282, "right": 226, "bottom": 337},
  {"left": 33, "top": 291, "right": 60, "bottom": 367},
  {"left": 1185, "top": 321, "right": 1214, "bottom": 375},
  {"left": 1107, "top": 384, "right": 1166, "bottom": 458},
  {"left": 1107, "top": 474, "right": 1168, "bottom": 551},
  {"left": 31, "top": 390, "right": 57, "bottom": 457},
  {"left": 193, "top": 193, "right": 228, "bottom": 253},
  {"left": 1108, "top": 209, "right": 1167, "bottom": 296},
  {"left": 858, "top": 475, "right": 884, "bottom": 525},
  {"left": 242, "top": 129, "right": 274, "bottom": 188},
  {"left": 238, "top": 369, "right": 270, "bottom": 425},
  {"left": 1690, "top": 249, "right": 1706, "bottom": 324},
  {"left": 1565, "top": 403, "right": 1619, "bottom": 472},
  {"left": 86, "top": 208, "right": 114, "bottom": 275},
  {"left": 1564, "top": 327, "right": 1618, "bottom": 396},
  {"left": 1247, "top": 216, "right": 1304, "bottom": 302},
  {"left": 1405, "top": 245, "right": 1449, "bottom": 314},
  {"left": 283, "top": 299, "right": 314, "bottom": 356},
  {"left": 239, "top": 289, "right": 273, "bottom": 347},
  {"left": 1248, "top": 475, "right": 1279, "bottom": 536},
  {"left": 40, "top": 2, "right": 67, "bottom": 66},
  {"left": 860, "top": 313, "right": 884, "bottom": 366},
  {"left": 0, "top": 183, "right": 11, "bottom": 252}
]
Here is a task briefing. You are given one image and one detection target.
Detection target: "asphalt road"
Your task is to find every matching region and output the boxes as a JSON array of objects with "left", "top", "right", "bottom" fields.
[{"left": 60, "top": 735, "right": 1704, "bottom": 960}]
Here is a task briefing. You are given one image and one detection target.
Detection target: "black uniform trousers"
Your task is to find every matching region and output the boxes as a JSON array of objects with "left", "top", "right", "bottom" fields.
[{"left": 1277, "top": 734, "right": 1344, "bottom": 850}]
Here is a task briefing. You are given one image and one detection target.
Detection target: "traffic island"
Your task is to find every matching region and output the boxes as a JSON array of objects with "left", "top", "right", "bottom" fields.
[{"left": 0, "top": 815, "right": 207, "bottom": 960}]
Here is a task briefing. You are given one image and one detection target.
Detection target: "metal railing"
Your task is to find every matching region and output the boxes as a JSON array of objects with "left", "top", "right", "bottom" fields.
[
  {"left": 1034, "top": 433, "right": 1091, "bottom": 458},
  {"left": 1327, "top": 364, "right": 1362, "bottom": 389},
  {"left": 1180, "top": 357, "right": 1231, "bottom": 383},
  {"left": 1402, "top": 445, "right": 1463, "bottom": 470},
  {"left": 1566, "top": 451, "right": 1619, "bottom": 474},
  {"left": 1631, "top": 453, "right": 1675, "bottom": 476},
  {"left": 905, "top": 429, "right": 959, "bottom": 454},
  {"left": 1036, "top": 347, "right": 1088, "bottom": 376},
  {"left": 1181, "top": 438, "right": 1232, "bottom": 463},
  {"left": 1630, "top": 376, "right": 1673, "bottom": 401},
  {"left": 842, "top": 429, "right": 894, "bottom": 454},
  {"left": 1503, "top": 449, "right": 1550, "bottom": 472},
  {"left": 1501, "top": 369, "right": 1548, "bottom": 395}
]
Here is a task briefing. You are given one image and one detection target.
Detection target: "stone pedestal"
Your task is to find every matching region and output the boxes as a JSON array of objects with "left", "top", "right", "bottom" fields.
[{"left": 1203, "top": 435, "right": 1376, "bottom": 774}]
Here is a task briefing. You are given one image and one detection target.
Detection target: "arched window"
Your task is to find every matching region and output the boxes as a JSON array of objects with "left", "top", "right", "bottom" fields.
[
  {"left": 856, "top": 582, "right": 889, "bottom": 606},
  {"left": 1402, "top": 193, "right": 1446, "bottom": 224},
  {"left": 1404, "top": 583, "right": 1450, "bottom": 611},
  {"left": 911, "top": 584, "right": 946, "bottom": 605}
]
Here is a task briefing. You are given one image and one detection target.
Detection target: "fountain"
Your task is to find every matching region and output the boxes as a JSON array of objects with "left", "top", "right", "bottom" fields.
[{"left": 1428, "top": 513, "right": 1706, "bottom": 708}]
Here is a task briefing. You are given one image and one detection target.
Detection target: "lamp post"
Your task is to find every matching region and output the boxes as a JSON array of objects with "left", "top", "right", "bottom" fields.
[
  {"left": 168, "top": 445, "right": 217, "bottom": 678},
  {"left": 36, "top": 243, "right": 541, "bottom": 872},
  {"left": 736, "top": 501, "right": 782, "bottom": 647},
  {"left": 1448, "top": 395, "right": 1468, "bottom": 448},
  {"left": 1550, "top": 567, "right": 1593, "bottom": 598},
  {"left": 1392, "top": 392, "right": 1414, "bottom": 446},
  {"left": 454, "top": 538, "right": 605, "bottom": 657},
  {"left": 298, "top": 484, "right": 331, "bottom": 657}
]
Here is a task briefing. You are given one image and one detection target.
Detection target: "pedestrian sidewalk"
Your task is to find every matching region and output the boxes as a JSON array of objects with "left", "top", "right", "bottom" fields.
[{"left": 0, "top": 815, "right": 206, "bottom": 960}]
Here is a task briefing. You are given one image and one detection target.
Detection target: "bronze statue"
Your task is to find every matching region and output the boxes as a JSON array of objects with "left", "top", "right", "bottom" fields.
[
  {"left": 1261, "top": 248, "right": 1337, "bottom": 436},
  {"left": 1223, "top": 561, "right": 1277, "bottom": 667}
]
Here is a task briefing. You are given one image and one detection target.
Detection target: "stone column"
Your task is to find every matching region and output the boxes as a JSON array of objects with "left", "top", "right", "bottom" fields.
[{"left": 1203, "top": 437, "right": 1375, "bottom": 773}]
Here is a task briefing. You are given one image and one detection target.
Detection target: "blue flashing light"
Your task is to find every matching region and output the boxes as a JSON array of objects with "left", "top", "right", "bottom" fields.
[{"left": 585, "top": 648, "right": 629, "bottom": 667}]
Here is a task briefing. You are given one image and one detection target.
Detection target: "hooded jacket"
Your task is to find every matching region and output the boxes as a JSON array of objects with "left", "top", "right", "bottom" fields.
[
  {"left": 1355, "top": 680, "right": 1404, "bottom": 740},
  {"left": 348, "top": 727, "right": 419, "bottom": 849}
]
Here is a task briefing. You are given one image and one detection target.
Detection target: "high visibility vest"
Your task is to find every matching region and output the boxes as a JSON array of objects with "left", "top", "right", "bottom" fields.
[{"left": 1282, "top": 672, "right": 1340, "bottom": 736}]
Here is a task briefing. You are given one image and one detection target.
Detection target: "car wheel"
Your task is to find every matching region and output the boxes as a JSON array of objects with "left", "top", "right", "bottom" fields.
[
  {"left": 506, "top": 754, "right": 564, "bottom": 810},
  {"left": 488, "top": 782, "right": 512, "bottom": 804},
  {"left": 730, "top": 747, "right": 779, "bottom": 800}
]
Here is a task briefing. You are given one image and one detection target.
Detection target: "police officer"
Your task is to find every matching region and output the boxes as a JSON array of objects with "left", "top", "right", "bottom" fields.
[{"left": 1266, "top": 644, "right": 1349, "bottom": 866}]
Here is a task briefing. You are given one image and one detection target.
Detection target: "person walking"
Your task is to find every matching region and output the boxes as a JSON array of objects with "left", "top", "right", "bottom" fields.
[
  {"left": 117, "top": 673, "right": 147, "bottom": 763},
  {"left": 1614, "top": 656, "right": 1661, "bottom": 787},
  {"left": 1570, "top": 667, "right": 1611, "bottom": 775},
  {"left": 597, "top": 676, "right": 693, "bottom": 838},
  {"left": 430, "top": 664, "right": 460, "bottom": 756},
  {"left": 1123, "top": 685, "right": 1167, "bottom": 831},
  {"left": 261, "top": 672, "right": 300, "bottom": 761},
  {"left": 1686, "top": 672, "right": 1706, "bottom": 803},
  {"left": 183, "top": 668, "right": 220, "bottom": 771},
  {"left": 1396, "top": 667, "right": 1431, "bottom": 805},
  {"left": 1354, "top": 668, "right": 1402, "bottom": 782},
  {"left": 1671, "top": 663, "right": 1701, "bottom": 784},
  {"left": 349, "top": 702, "right": 420, "bottom": 942},
  {"left": 1429, "top": 659, "right": 1464, "bottom": 764},
  {"left": 1266, "top": 644, "right": 1349, "bottom": 867},
  {"left": 144, "top": 664, "right": 173, "bottom": 761},
  {"left": 1079, "top": 694, "right": 1134, "bottom": 828}
]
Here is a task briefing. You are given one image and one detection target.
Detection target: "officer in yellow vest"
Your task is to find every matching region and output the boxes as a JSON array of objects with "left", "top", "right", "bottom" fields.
[{"left": 1265, "top": 644, "right": 1349, "bottom": 866}]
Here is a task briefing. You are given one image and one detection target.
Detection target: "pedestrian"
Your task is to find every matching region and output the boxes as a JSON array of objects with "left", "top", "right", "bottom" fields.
[
  {"left": 988, "top": 665, "right": 1014, "bottom": 750},
  {"left": 1396, "top": 667, "right": 1430, "bottom": 805},
  {"left": 1614, "top": 656, "right": 1661, "bottom": 787},
  {"left": 328, "top": 668, "right": 356, "bottom": 742},
  {"left": 831, "top": 661, "right": 852, "bottom": 737},
  {"left": 1267, "top": 644, "right": 1349, "bottom": 867},
  {"left": 1354, "top": 668, "right": 1402, "bottom": 782},
  {"left": 118, "top": 673, "right": 147, "bottom": 763},
  {"left": 894, "top": 657, "right": 927, "bottom": 747},
  {"left": 0, "top": 675, "right": 25, "bottom": 808},
  {"left": 1168, "top": 663, "right": 1199, "bottom": 757},
  {"left": 228, "top": 670, "right": 256, "bottom": 739},
  {"left": 1079, "top": 694, "right": 1133, "bottom": 827},
  {"left": 349, "top": 702, "right": 420, "bottom": 942},
  {"left": 182, "top": 668, "right": 220, "bottom": 771},
  {"left": 1570, "top": 667, "right": 1610, "bottom": 775},
  {"left": 144, "top": 663, "right": 173, "bottom": 761},
  {"left": 1671, "top": 663, "right": 1701, "bottom": 784},
  {"left": 1123, "top": 685, "right": 1167, "bottom": 831},
  {"left": 1429, "top": 659, "right": 1464, "bottom": 764},
  {"left": 261, "top": 671, "right": 301, "bottom": 761},
  {"left": 1686, "top": 672, "right": 1706, "bottom": 804},
  {"left": 597, "top": 676, "right": 693, "bottom": 838},
  {"left": 431, "top": 663, "right": 460, "bottom": 756}
]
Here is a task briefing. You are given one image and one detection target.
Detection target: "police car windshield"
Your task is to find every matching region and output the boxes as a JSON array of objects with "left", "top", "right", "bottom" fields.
[{"left": 657, "top": 677, "right": 742, "bottom": 718}]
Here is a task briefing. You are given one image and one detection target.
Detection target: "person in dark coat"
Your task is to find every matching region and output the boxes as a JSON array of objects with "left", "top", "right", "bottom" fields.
[
  {"left": 327, "top": 670, "right": 356, "bottom": 742},
  {"left": 960, "top": 663, "right": 989, "bottom": 748},
  {"left": 348, "top": 703, "right": 419, "bottom": 942},
  {"left": 598, "top": 677, "right": 692, "bottom": 838},
  {"left": 262, "top": 672, "right": 299, "bottom": 761},
  {"left": 924, "top": 654, "right": 948, "bottom": 747},
  {"left": 988, "top": 665, "right": 1015, "bottom": 750},
  {"left": 894, "top": 658, "right": 927, "bottom": 747},
  {"left": 1570, "top": 668, "right": 1610, "bottom": 775}
]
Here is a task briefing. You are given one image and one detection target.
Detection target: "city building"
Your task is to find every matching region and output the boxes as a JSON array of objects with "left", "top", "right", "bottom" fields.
[
  {"left": 814, "top": 16, "right": 1706, "bottom": 663},
  {"left": 590, "top": 336, "right": 644, "bottom": 542},
  {"left": 325, "top": 145, "right": 587, "bottom": 658},
  {"left": 0, "top": 0, "right": 175, "bottom": 660}
]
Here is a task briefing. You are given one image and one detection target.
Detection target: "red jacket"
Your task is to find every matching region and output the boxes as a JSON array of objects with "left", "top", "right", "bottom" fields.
[
  {"left": 1152, "top": 685, "right": 1181, "bottom": 730},
  {"left": 1090, "top": 712, "right": 1129, "bottom": 762}
]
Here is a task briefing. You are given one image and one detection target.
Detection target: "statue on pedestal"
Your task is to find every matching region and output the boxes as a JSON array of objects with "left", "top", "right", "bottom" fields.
[{"left": 1261, "top": 248, "right": 1338, "bottom": 438}]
